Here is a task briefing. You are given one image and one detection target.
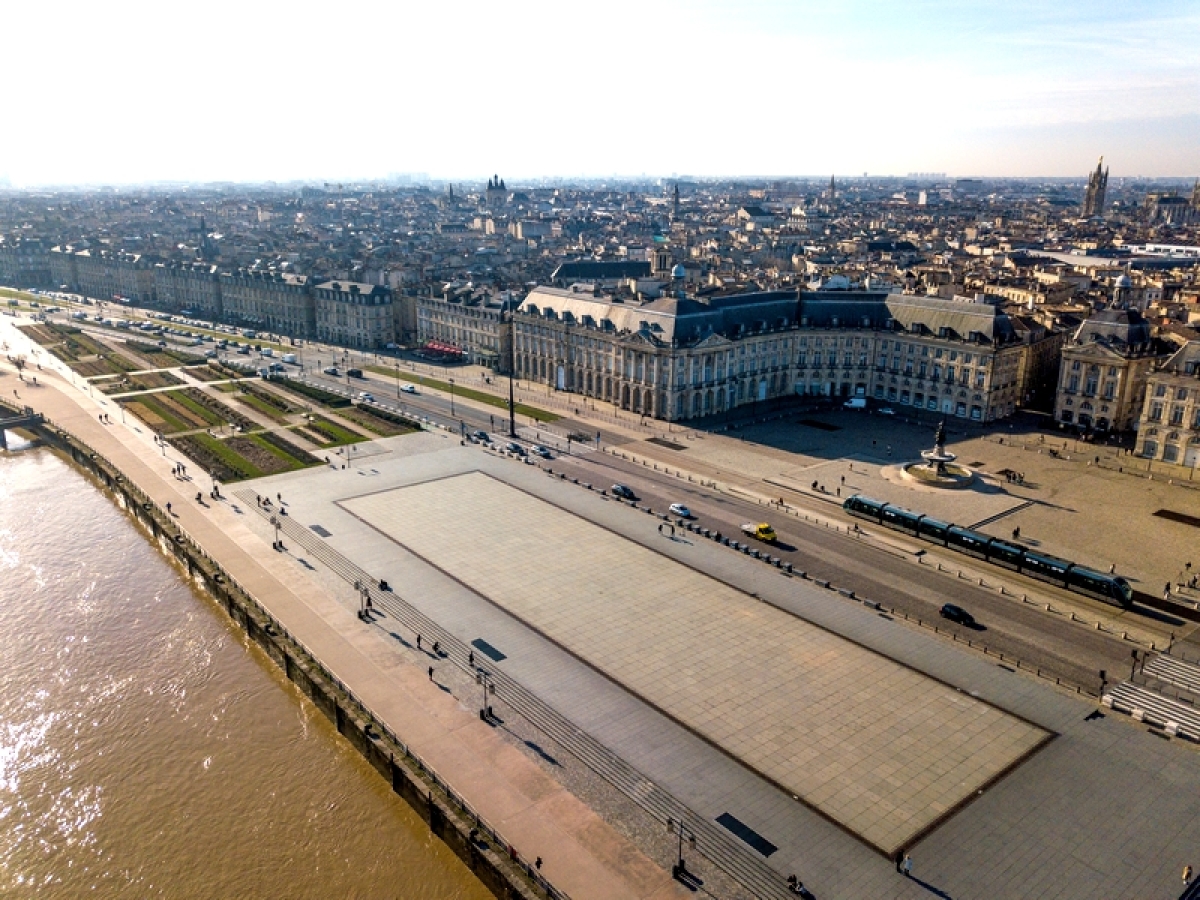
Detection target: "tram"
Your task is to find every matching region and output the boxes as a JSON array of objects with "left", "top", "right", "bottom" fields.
[{"left": 843, "top": 495, "right": 1133, "bottom": 608}]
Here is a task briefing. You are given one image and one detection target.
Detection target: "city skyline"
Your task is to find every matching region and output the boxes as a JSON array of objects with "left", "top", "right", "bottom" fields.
[{"left": 1, "top": 0, "right": 1198, "bottom": 186}]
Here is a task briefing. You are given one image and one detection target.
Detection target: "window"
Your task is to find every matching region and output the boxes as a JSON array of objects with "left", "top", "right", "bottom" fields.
[
  {"left": 1068, "top": 375, "right": 1079, "bottom": 391},
  {"left": 1170, "top": 406, "right": 1185, "bottom": 426},
  {"left": 1155, "top": 384, "right": 1167, "bottom": 397},
  {"left": 1177, "top": 387, "right": 1190, "bottom": 401},
  {"left": 1071, "top": 360, "right": 1081, "bottom": 371},
  {"left": 1102, "top": 381, "right": 1115, "bottom": 400},
  {"left": 1149, "top": 402, "right": 1163, "bottom": 422}
]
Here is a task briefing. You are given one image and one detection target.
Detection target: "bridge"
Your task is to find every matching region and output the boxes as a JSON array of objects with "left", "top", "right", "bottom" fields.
[{"left": 0, "top": 407, "right": 44, "bottom": 449}]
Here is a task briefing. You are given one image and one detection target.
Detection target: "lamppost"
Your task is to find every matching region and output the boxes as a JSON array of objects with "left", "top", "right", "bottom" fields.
[
  {"left": 395, "top": 361, "right": 401, "bottom": 398},
  {"left": 270, "top": 515, "right": 282, "bottom": 551},
  {"left": 449, "top": 378, "right": 456, "bottom": 416},
  {"left": 476, "top": 669, "right": 496, "bottom": 720},
  {"left": 506, "top": 308, "right": 517, "bottom": 438},
  {"left": 666, "top": 817, "right": 697, "bottom": 881}
]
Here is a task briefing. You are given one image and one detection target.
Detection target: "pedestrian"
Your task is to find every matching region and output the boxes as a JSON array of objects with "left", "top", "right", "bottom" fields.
[
  {"left": 468, "top": 650, "right": 474, "bottom": 667},
  {"left": 902, "top": 854, "right": 912, "bottom": 877},
  {"left": 432, "top": 640, "right": 440, "bottom": 655},
  {"left": 840, "top": 475, "right": 845, "bottom": 485},
  {"left": 1165, "top": 583, "right": 1172, "bottom": 602},
  {"left": 894, "top": 850, "right": 904, "bottom": 872},
  {"left": 1109, "top": 563, "right": 1116, "bottom": 574},
  {"left": 416, "top": 634, "right": 422, "bottom": 650},
  {"left": 1012, "top": 527, "right": 1020, "bottom": 541},
  {"left": 428, "top": 666, "right": 433, "bottom": 681},
  {"left": 166, "top": 502, "right": 172, "bottom": 514},
  {"left": 1185, "top": 864, "right": 1193, "bottom": 885},
  {"left": 535, "top": 857, "right": 543, "bottom": 871}
]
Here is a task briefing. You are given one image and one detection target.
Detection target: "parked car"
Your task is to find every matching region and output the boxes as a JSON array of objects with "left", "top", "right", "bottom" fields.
[
  {"left": 939, "top": 603, "right": 977, "bottom": 627},
  {"left": 357, "top": 391, "right": 375, "bottom": 402},
  {"left": 400, "top": 383, "right": 417, "bottom": 394},
  {"left": 611, "top": 484, "right": 638, "bottom": 501},
  {"left": 347, "top": 368, "right": 364, "bottom": 378},
  {"left": 505, "top": 442, "right": 527, "bottom": 456},
  {"left": 471, "top": 430, "right": 491, "bottom": 442},
  {"left": 323, "top": 366, "right": 339, "bottom": 375},
  {"left": 669, "top": 503, "right": 693, "bottom": 519},
  {"left": 531, "top": 445, "right": 553, "bottom": 459},
  {"left": 878, "top": 407, "right": 895, "bottom": 415}
]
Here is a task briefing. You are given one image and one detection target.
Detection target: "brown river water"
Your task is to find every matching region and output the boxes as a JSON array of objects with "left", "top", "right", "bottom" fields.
[{"left": 0, "top": 444, "right": 491, "bottom": 900}]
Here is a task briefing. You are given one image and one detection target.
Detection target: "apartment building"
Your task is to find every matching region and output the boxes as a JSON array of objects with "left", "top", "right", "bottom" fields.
[
  {"left": 154, "top": 262, "right": 221, "bottom": 316},
  {"left": 221, "top": 270, "right": 313, "bottom": 337},
  {"left": 1135, "top": 341, "right": 1200, "bottom": 467},
  {"left": 417, "top": 284, "right": 519, "bottom": 370},
  {"left": 314, "top": 280, "right": 393, "bottom": 348},
  {"left": 51, "top": 246, "right": 155, "bottom": 305}
]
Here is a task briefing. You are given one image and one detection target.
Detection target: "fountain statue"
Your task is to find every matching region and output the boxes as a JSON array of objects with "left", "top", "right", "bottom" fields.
[{"left": 901, "top": 418, "right": 974, "bottom": 487}]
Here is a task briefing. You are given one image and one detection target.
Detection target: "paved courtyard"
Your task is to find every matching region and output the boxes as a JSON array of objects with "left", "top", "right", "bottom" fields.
[{"left": 342, "top": 471, "right": 1049, "bottom": 854}]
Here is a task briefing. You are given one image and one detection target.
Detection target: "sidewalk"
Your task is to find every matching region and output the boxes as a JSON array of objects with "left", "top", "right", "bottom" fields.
[{"left": 0, "top": 324, "right": 676, "bottom": 900}]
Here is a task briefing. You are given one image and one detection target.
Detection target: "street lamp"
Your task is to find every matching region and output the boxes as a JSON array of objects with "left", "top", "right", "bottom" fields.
[
  {"left": 506, "top": 308, "right": 517, "bottom": 438},
  {"left": 666, "top": 818, "right": 697, "bottom": 881},
  {"left": 270, "top": 515, "right": 283, "bottom": 551},
  {"left": 476, "top": 669, "right": 496, "bottom": 720},
  {"left": 449, "top": 377, "right": 456, "bottom": 416}
]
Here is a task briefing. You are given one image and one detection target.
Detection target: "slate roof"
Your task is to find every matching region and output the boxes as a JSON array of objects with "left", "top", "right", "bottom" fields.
[{"left": 551, "top": 260, "right": 651, "bottom": 282}]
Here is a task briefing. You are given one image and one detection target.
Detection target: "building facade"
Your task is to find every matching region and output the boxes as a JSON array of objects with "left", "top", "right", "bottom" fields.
[
  {"left": 1053, "top": 309, "right": 1170, "bottom": 432},
  {"left": 154, "top": 262, "right": 221, "bottom": 316},
  {"left": 514, "top": 287, "right": 1052, "bottom": 423},
  {"left": 314, "top": 280, "right": 394, "bottom": 348},
  {"left": 0, "top": 238, "right": 52, "bottom": 288},
  {"left": 1135, "top": 342, "right": 1200, "bottom": 468},
  {"left": 417, "top": 285, "right": 519, "bottom": 370},
  {"left": 221, "top": 270, "right": 313, "bottom": 337},
  {"left": 51, "top": 247, "right": 156, "bottom": 305}
]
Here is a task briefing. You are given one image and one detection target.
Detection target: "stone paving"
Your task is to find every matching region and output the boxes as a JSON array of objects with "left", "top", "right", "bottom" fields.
[{"left": 342, "top": 471, "right": 1049, "bottom": 855}]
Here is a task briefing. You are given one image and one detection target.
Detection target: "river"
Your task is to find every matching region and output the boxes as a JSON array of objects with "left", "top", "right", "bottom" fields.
[{"left": 0, "top": 443, "right": 490, "bottom": 900}]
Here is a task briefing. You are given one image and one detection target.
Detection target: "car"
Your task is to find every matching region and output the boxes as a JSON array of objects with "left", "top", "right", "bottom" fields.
[
  {"left": 356, "top": 391, "right": 375, "bottom": 402},
  {"left": 611, "top": 484, "right": 638, "bottom": 501},
  {"left": 669, "top": 503, "right": 693, "bottom": 519},
  {"left": 939, "top": 603, "right": 977, "bottom": 627},
  {"left": 471, "top": 430, "right": 491, "bottom": 442},
  {"left": 400, "top": 383, "right": 417, "bottom": 394},
  {"left": 236, "top": 347, "right": 250, "bottom": 355},
  {"left": 878, "top": 407, "right": 895, "bottom": 415},
  {"left": 505, "top": 441, "right": 527, "bottom": 456},
  {"left": 323, "top": 366, "right": 339, "bottom": 376},
  {"left": 842, "top": 398, "right": 867, "bottom": 410},
  {"left": 531, "top": 444, "right": 553, "bottom": 459},
  {"left": 347, "top": 368, "right": 364, "bottom": 378}
]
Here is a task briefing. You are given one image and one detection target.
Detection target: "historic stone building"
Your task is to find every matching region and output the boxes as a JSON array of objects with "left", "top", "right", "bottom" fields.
[
  {"left": 0, "top": 238, "right": 52, "bottom": 288},
  {"left": 416, "top": 284, "right": 519, "bottom": 370},
  {"left": 51, "top": 246, "right": 155, "bottom": 305},
  {"left": 220, "top": 270, "right": 313, "bottom": 337},
  {"left": 314, "top": 280, "right": 393, "bottom": 349},
  {"left": 1135, "top": 341, "right": 1200, "bottom": 468},
  {"left": 514, "top": 287, "right": 1054, "bottom": 423},
  {"left": 1053, "top": 309, "right": 1171, "bottom": 432},
  {"left": 153, "top": 262, "right": 221, "bottom": 316}
]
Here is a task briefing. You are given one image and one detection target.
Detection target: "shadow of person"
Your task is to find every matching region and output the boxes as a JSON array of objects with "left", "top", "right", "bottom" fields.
[{"left": 909, "top": 875, "right": 954, "bottom": 899}]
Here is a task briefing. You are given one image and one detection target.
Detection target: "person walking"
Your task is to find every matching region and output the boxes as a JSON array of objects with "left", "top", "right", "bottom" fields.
[
  {"left": 902, "top": 854, "right": 913, "bottom": 878},
  {"left": 1184, "top": 864, "right": 1193, "bottom": 885},
  {"left": 427, "top": 666, "right": 434, "bottom": 681},
  {"left": 894, "top": 850, "right": 904, "bottom": 872}
]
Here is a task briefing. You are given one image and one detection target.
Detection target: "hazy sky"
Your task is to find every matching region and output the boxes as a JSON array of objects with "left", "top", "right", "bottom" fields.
[{"left": 3, "top": 0, "right": 1198, "bottom": 185}]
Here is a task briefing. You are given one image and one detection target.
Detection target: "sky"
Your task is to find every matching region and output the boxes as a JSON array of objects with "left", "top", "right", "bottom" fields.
[{"left": 2, "top": 0, "right": 1198, "bottom": 185}]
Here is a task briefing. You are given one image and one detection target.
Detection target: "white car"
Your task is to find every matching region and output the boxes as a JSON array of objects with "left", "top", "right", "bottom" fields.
[
  {"left": 669, "top": 503, "right": 693, "bottom": 518},
  {"left": 400, "top": 383, "right": 418, "bottom": 394},
  {"left": 357, "top": 392, "right": 375, "bottom": 402},
  {"left": 878, "top": 407, "right": 896, "bottom": 415}
]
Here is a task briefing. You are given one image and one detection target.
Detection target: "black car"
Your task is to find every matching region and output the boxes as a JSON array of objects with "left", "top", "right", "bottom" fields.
[
  {"left": 471, "top": 430, "right": 491, "bottom": 443},
  {"left": 505, "top": 442, "right": 527, "bottom": 456},
  {"left": 347, "top": 368, "right": 364, "bottom": 378},
  {"left": 611, "top": 483, "right": 638, "bottom": 501},
  {"left": 939, "top": 603, "right": 977, "bottom": 627}
]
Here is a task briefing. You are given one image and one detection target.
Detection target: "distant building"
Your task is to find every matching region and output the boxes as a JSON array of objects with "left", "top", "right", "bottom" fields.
[
  {"left": 1135, "top": 341, "right": 1200, "bottom": 467},
  {"left": 0, "top": 238, "right": 51, "bottom": 288},
  {"left": 550, "top": 260, "right": 651, "bottom": 288},
  {"left": 154, "top": 262, "right": 220, "bottom": 316},
  {"left": 417, "top": 284, "right": 520, "bottom": 370},
  {"left": 51, "top": 246, "right": 155, "bottom": 305},
  {"left": 1081, "top": 157, "right": 1108, "bottom": 218}
]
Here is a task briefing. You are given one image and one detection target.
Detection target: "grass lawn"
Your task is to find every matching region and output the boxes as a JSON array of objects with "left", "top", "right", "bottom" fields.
[{"left": 365, "top": 366, "right": 559, "bottom": 422}]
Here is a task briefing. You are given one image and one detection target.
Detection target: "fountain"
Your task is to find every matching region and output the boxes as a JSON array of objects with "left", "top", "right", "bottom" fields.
[{"left": 902, "top": 419, "right": 974, "bottom": 487}]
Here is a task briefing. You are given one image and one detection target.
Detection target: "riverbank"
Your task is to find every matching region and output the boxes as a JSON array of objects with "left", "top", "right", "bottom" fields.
[{"left": 0, "top": 326, "right": 674, "bottom": 900}]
